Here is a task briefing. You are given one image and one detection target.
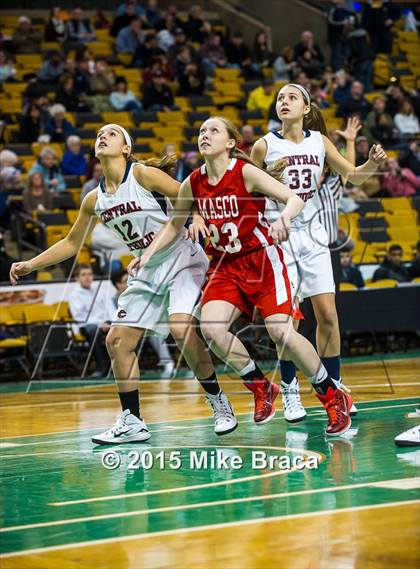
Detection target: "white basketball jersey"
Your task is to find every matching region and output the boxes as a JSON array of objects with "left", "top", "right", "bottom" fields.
[
  {"left": 262, "top": 129, "right": 325, "bottom": 229},
  {"left": 94, "top": 162, "right": 182, "bottom": 263}
]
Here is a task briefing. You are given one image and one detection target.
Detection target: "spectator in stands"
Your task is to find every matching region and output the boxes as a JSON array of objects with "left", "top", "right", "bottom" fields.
[
  {"left": 237, "top": 125, "right": 255, "bottom": 155},
  {"left": 355, "top": 135, "right": 370, "bottom": 165},
  {"left": 38, "top": 50, "right": 65, "bottom": 86},
  {"left": 185, "top": 5, "right": 204, "bottom": 42},
  {"left": 394, "top": 99, "right": 420, "bottom": 138},
  {"left": 327, "top": 0, "right": 353, "bottom": 71},
  {"left": 116, "top": 17, "right": 145, "bottom": 55},
  {"left": 117, "top": 0, "right": 145, "bottom": 18},
  {"left": 143, "top": 0, "right": 161, "bottom": 29},
  {"left": 142, "top": 70, "right": 175, "bottom": 111},
  {"left": 338, "top": 80, "right": 371, "bottom": 120},
  {"left": 175, "top": 151, "right": 201, "bottom": 182},
  {"left": 29, "top": 146, "right": 66, "bottom": 193},
  {"left": 345, "top": 16, "right": 375, "bottom": 92},
  {"left": 361, "top": 0, "right": 394, "bottom": 54},
  {"left": 0, "top": 150, "right": 23, "bottom": 192},
  {"left": 340, "top": 247, "right": 365, "bottom": 288},
  {"left": 68, "top": 264, "right": 113, "bottom": 378},
  {"left": 370, "top": 113, "right": 400, "bottom": 148},
  {"left": 44, "top": 103, "right": 76, "bottom": 143},
  {"left": 81, "top": 161, "right": 103, "bottom": 201},
  {"left": 110, "top": 0, "right": 138, "bottom": 37},
  {"left": 73, "top": 47, "right": 94, "bottom": 97},
  {"left": 381, "top": 157, "right": 420, "bottom": 197},
  {"left": 90, "top": 58, "right": 115, "bottom": 96},
  {"left": 66, "top": 7, "right": 96, "bottom": 46},
  {"left": 246, "top": 79, "right": 275, "bottom": 114},
  {"left": 0, "top": 50, "right": 16, "bottom": 83},
  {"left": 12, "top": 16, "right": 42, "bottom": 54},
  {"left": 199, "top": 34, "right": 228, "bottom": 77},
  {"left": 177, "top": 59, "right": 204, "bottom": 96},
  {"left": 18, "top": 104, "right": 43, "bottom": 143},
  {"left": 168, "top": 27, "right": 189, "bottom": 59},
  {"left": 61, "top": 135, "right": 87, "bottom": 176},
  {"left": 372, "top": 244, "right": 410, "bottom": 283},
  {"left": 273, "top": 47, "right": 296, "bottom": 82},
  {"left": 55, "top": 74, "right": 90, "bottom": 113},
  {"left": 399, "top": 139, "right": 420, "bottom": 178},
  {"left": 133, "top": 33, "right": 165, "bottom": 67},
  {"left": 408, "top": 240, "right": 420, "bottom": 280},
  {"left": 225, "top": 32, "right": 259, "bottom": 80},
  {"left": 366, "top": 97, "right": 392, "bottom": 131},
  {"left": 22, "top": 172, "right": 52, "bottom": 214},
  {"left": 254, "top": 31, "right": 275, "bottom": 71},
  {"left": 332, "top": 69, "right": 351, "bottom": 105},
  {"left": 385, "top": 83, "right": 406, "bottom": 117},
  {"left": 165, "top": 4, "right": 185, "bottom": 33},
  {"left": 294, "top": 30, "right": 324, "bottom": 74},
  {"left": 110, "top": 76, "right": 143, "bottom": 115},
  {"left": 44, "top": 7, "right": 68, "bottom": 43}
]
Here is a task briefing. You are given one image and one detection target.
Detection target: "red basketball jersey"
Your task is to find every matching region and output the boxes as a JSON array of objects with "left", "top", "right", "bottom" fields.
[{"left": 189, "top": 158, "right": 273, "bottom": 260}]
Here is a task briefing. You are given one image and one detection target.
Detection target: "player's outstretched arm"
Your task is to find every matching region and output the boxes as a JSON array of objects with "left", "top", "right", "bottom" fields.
[
  {"left": 243, "top": 163, "right": 304, "bottom": 243},
  {"left": 323, "top": 135, "right": 387, "bottom": 185},
  {"left": 9, "top": 191, "right": 97, "bottom": 285}
]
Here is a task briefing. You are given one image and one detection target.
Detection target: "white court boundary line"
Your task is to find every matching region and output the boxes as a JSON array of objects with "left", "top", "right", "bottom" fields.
[
  {"left": 1, "top": 500, "right": 418, "bottom": 559},
  {"left": 1, "top": 401, "right": 418, "bottom": 454}
]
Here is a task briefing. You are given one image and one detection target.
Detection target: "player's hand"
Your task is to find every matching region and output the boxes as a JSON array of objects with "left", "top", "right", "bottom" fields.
[
  {"left": 184, "top": 219, "right": 209, "bottom": 241},
  {"left": 369, "top": 144, "right": 387, "bottom": 165},
  {"left": 9, "top": 261, "right": 34, "bottom": 285},
  {"left": 336, "top": 116, "right": 361, "bottom": 142},
  {"left": 269, "top": 214, "right": 291, "bottom": 244},
  {"left": 127, "top": 256, "right": 142, "bottom": 276}
]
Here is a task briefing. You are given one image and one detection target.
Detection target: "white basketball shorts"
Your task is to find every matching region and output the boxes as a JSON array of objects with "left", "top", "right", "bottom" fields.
[
  {"left": 112, "top": 240, "right": 209, "bottom": 337},
  {"left": 282, "top": 223, "right": 335, "bottom": 302}
]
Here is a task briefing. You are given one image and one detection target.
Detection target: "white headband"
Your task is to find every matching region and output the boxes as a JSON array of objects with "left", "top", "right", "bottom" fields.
[
  {"left": 101, "top": 124, "right": 132, "bottom": 150},
  {"left": 285, "top": 83, "right": 311, "bottom": 105}
]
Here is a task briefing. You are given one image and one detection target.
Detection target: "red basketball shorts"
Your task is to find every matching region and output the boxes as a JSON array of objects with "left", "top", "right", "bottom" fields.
[{"left": 201, "top": 245, "right": 299, "bottom": 320}]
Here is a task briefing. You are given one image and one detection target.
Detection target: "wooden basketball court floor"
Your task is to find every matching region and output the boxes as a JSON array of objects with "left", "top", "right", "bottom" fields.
[{"left": 0, "top": 355, "right": 419, "bottom": 568}]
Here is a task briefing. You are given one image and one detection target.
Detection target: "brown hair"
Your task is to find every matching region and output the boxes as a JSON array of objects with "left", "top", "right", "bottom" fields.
[
  {"left": 74, "top": 263, "right": 92, "bottom": 277},
  {"left": 303, "top": 102, "right": 329, "bottom": 138}
]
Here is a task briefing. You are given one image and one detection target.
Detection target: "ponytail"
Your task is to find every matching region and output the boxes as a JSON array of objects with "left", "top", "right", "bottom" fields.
[
  {"left": 140, "top": 154, "right": 178, "bottom": 173},
  {"left": 303, "top": 102, "right": 330, "bottom": 139}
]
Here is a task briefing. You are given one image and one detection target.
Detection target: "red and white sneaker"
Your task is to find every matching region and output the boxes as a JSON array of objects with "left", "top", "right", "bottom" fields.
[
  {"left": 316, "top": 387, "right": 352, "bottom": 436},
  {"left": 244, "top": 378, "right": 280, "bottom": 424}
]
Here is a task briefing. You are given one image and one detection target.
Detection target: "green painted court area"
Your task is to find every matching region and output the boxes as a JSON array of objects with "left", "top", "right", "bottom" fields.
[{"left": 1, "top": 397, "right": 419, "bottom": 558}]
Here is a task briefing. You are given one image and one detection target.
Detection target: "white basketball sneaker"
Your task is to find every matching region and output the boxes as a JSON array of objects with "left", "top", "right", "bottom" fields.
[
  {"left": 92, "top": 409, "right": 151, "bottom": 445},
  {"left": 394, "top": 425, "right": 420, "bottom": 447},
  {"left": 206, "top": 391, "right": 238, "bottom": 436},
  {"left": 281, "top": 378, "right": 307, "bottom": 423},
  {"left": 336, "top": 379, "right": 358, "bottom": 416}
]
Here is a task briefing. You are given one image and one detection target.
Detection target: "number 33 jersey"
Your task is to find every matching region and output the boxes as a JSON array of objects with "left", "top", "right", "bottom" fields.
[
  {"left": 262, "top": 129, "right": 325, "bottom": 229},
  {"left": 190, "top": 158, "right": 273, "bottom": 261},
  {"left": 94, "top": 162, "right": 182, "bottom": 264}
]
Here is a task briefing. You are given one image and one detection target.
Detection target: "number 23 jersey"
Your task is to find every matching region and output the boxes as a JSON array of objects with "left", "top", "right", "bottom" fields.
[
  {"left": 262, "top": 129, "right": 325, "bottom": 229},
  {"left": 190, "top": 158, "right": 273, "bottom": 261}
]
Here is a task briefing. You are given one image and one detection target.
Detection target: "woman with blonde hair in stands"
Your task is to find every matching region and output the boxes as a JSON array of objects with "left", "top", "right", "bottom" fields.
[
  {"left": 251, "top": 82, "right": 387, "bottom": 422},
  {"left": 10, "top": 123, "right": 238, "bottom": 444},
  {"left": 129, "top": 115, "right": 357, "bottom": 437}
]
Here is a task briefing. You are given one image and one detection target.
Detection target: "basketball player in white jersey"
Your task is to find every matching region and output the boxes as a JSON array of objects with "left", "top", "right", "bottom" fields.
[
  {"left": 251, "top": 83, "right": 387, "bottom": 422},
  {"left": 9, "top": 124, "right": 238, "bottom": 443}
]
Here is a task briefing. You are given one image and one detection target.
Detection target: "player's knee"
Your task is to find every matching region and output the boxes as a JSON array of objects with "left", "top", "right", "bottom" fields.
[
  {"left": 105, "top": 328, "right": 135, "bottom": 355},
  {"left": 169, "top": 322, "right": 190, "bottom": 342},
  {"left": 200, "top": 322, "right": 220, "bottom": 344},
  {"left": 269, "top": 326, "right": 288, "bottom": 346},
  {"left": 318, "top": 309, "right": 338, "bottom": 330}
]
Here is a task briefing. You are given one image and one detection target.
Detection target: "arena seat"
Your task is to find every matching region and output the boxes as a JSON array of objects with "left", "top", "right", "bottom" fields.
[
  {"left": 364, "top": 279, "right": 399, "bottom": 289},
  {"left": 339, "top": 282, "right": 358, "bottom": 291}
]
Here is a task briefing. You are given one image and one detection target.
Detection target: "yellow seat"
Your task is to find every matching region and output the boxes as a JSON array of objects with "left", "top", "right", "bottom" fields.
[
  {"left": 7, "top": 304, "right": 27, "bottom": 324},
  {"left": 120, "top": 254, "right": 133, "bottom": 269},
  {"left": 0, "top": 337, "right": 27, "bottom": 349},
  {"left": 412, "top": 277, "right": 420, "bottom": 284},
  {"left": 381, "top": 197, "right": 413, "bottom": 212},
  {"left": 67, "top": 210, "right": 79, "bottom": 224},
  {"left": 46, "top": 225, "right": 71, "bottom": 247},
  {"left": 50, "top": 302, "right": 73, "bottom": 321},
  {"left": 339, "top": 282, "right": 358, "bottom": 291},
  {"left": 0, "top": 306, "right": 15, "bottom": 325},
  {"left": 23, "top": 304, "right": 57, "bottom": 324},
  {"left": 364, "top": 279, "right": 399, "bottom": 289},
  {"left": 36, "top": 271, "right": 53, "bottom": 282},
  {"left": 102, "top": 112, "right": 133, "bottom": 128}
]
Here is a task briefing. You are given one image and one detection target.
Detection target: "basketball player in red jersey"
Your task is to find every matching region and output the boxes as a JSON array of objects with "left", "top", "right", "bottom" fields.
[{"left": 129, "top": 116, "right": 354, "bottom": 436}]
